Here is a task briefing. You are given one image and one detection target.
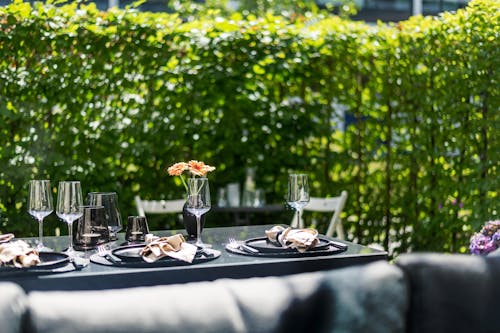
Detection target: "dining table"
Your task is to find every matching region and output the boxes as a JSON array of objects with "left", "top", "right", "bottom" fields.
[{"left": 0, "top": 224, "right": 387, "bottom": 292}]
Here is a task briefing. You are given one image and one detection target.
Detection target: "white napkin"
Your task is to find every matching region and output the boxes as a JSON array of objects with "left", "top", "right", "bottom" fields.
[
  {"left": 140, "top": 234, "right": 198, "bottom": 263},
  {"left": 0, "top": 240, "right": 40, "bottom": 268},
  {"left": 0, "top": 233, "right": 15, "bottom": 244},
  {"left": 265, "top": 226, "right": 320, "bottom": 253}
]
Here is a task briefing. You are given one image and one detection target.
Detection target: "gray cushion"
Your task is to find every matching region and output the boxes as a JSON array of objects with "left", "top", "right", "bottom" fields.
[
  {"left": 0, "top": 282, "right": 27, "bottom": 333},
  {"left": 26, "top": 260, "right": 406, "bottom": 333},
  {"left": 317, "top": 261, "right": 408, "bottom": 333},
  {"left": 396, "top": 253, "right": 500, "bottom": 333}
]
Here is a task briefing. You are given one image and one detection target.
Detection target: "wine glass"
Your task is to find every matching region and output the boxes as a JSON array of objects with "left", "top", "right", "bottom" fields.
[
  {"left": 185, "top": 178, "right": 211, "bottom": 248},
  {"left": 56, "top": 181, "right": 84, "bottom": 256},
  {"left": 287, "top": 174, "right": 310, "bottom": 228},
  {"left": 27, "top": 180, "right": 54, "bottom": 251}
]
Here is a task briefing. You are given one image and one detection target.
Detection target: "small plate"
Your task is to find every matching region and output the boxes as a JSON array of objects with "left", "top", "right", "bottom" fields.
[
  {"left": 112, "top": 245, "right": 147, "bottom": 262},
  {"left": 244, "top": 237, "right": 332, "bottom": 253},
  {"left": 0, "top": 251, "right": 70, "bottom": 272}
]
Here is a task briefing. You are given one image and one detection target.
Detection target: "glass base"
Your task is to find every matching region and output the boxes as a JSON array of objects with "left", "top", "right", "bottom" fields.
[
  {"left": 63, "top": 247, "right": 79, "bottom": 258},
  {"left": 195, "top": 241, "right": 212, "bottom": 249},
  {"left": 35, "top": 244, "right": 54, "bottom": 252}
]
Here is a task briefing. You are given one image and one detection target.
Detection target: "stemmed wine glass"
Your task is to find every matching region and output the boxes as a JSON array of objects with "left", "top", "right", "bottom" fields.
[
  {"left": 56, "top": 181, "right": 84, "bottom": 256},
  {"left": 287, "top": 174, "right": 310, "bottom": 228},
  {"left": 185, "top": 177, "right": 211, "bottom": 248},
  {"left": 27, "top": 180, "right": 53, "bottom": 251}
]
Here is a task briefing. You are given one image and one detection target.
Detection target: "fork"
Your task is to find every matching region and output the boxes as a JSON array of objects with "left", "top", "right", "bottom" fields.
[
  {"left": 228, "top": 238, "right": 259, "bottom": 254},
  {"left": 97, "top": 245, "right": 121, "bottom": 264}
]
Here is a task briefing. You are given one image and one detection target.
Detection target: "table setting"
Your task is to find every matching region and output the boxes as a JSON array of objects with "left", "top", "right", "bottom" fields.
[
  {"left": 225, "top": 225, "right": 348, "bottom": 258},
  {"left": 0, "top": 236, "right": 86, "bottom": 277},
  {"left": 90, "top": 232, "right": 221, "bottom": 268}
]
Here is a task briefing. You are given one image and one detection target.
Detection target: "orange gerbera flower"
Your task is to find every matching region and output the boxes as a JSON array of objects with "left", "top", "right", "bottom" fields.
[
  {"left": 187, "top": 160, "right": 216, "bottom": 177},
  {"left": 167, "top": 160, "right": 216, "bottom": 191},
  {"left": 167, "top": 162, "right": 189, "bottom": 176}
]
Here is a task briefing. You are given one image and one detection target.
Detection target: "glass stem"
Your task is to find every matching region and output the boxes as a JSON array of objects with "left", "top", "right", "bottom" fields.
[
  {"left": 195, "top": 216, "right": 202, "bottom": 247},
  {"left": 38, "top": 218, "right": 44, "bottom": 248},
  {"left": 297, "top": 209, "right": 302, "bottom": 228},
  {"left": 67, "top": 221, "right": 74, "bottom": 253}
]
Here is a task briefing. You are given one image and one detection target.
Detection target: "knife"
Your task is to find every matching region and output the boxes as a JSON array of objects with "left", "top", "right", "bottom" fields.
[
  {"left": 328, "top": 240, "right": 348, "bottom": 250},
  {"left": 239, "top": 243, "right": 260, "bottom": 254}
]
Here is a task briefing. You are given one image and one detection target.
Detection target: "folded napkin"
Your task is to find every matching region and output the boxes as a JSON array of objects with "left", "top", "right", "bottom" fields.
[
  {"left": 0, "top": 240, "right": 40, "bottom": 268},
  {"left": 140, "top": 234, "right": 198, "bottom": 263},
  {"left": 0, "top": 233, "right": 15, "bottom": 243},
  {"left": 265, "top": 226, "right": 320, "bottom": 253}
]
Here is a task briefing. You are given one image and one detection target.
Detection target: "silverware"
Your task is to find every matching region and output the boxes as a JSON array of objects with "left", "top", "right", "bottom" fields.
[
  {"left": 328, "top": 240, "right": 348, "bottom": 250},
  {"left": 70, "top": 256, "right": 89, "bottom": 270},
  {"left": 97, "top": 245, "right": 122, "bottom": 264},
  {"left": 228, "top": 238, "right": 259, "bottom": 254}
]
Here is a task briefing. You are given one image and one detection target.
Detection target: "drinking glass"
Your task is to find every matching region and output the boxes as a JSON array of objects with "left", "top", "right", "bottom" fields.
[
  {"left": 27, "top": 180, "right": 53, "bottom": 251},
  {"left": 125, "top": 216, "right": 149, "bottom": 243},
  {"left": 185, "top": 178, "right": 211, "bottom": 248},
  {"left": 287, "top": 174, "right": 310, "bottom": 228},
  {"left": 86, "top": 192, "right": 122, "bottom": 240},
  {"left": 74, "top": 205, "right": 109, "bottom": 250},
  {"left": 56, "top": 181, "right": 84, "bottom": 255}
]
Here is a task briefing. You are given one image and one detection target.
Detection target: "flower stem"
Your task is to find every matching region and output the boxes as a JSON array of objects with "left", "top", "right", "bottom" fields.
[{"left": 180, "top": 175, "right": 188, "bottom": 192}]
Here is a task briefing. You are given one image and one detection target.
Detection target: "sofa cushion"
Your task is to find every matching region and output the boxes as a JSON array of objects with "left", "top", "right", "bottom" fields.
[
  {"left": 396, "top": 253, "right": 500, "bottom": 333},
  {"left": 316, "top": 260, "right": 408, "bottom": 333},
  {"left": 0, "top": 282, "right": 27, "bottom": 333},
  {"left": 26, "top": 260, "right": 406, "bottom": 333}
]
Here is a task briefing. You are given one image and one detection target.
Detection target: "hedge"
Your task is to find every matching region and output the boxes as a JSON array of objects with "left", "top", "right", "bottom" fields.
[{"left": 0, "top": 0, "right": 498, "bottom": 255}]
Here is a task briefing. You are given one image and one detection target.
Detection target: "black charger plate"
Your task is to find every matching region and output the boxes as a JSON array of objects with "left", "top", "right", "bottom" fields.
[
  {"left": 244, "top": 237, "right": 334, "bottom": 253},
  {"left": 0, "top": 252, "right": 70, "bottom": 273},
  {"left": 90, "top": 245, "right": 220, "bottom": 268},
  {"left": 226, "top": 237, "right": 348, "bottom": 258}
]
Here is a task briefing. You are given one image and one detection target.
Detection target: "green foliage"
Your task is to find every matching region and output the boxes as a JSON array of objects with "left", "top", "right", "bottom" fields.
[{"left": 0, "top": 0, "right": 498, "bottom": 256}]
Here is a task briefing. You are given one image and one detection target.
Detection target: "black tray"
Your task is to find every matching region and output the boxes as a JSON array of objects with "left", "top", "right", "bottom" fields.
[{"left": 0, "top": 251, "right": 70, "bottom": 273}]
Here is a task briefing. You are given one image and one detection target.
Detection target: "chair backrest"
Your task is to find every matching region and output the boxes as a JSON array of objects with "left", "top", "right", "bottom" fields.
[
  {"left": 291, "top": 190, "right": 348, "bottom": 239},
  {"left": 134, "top": 196, "right": 185, "bottom": 216}
]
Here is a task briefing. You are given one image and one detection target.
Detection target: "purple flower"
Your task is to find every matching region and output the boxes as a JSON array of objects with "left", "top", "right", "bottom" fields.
[{"left": 470, "top": 220, "right": 500, "bottom": 255}]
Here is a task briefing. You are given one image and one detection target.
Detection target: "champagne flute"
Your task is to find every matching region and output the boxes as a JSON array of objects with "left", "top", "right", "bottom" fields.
[
  {"left": 56, "top": 181, "right": 84, "bottom": 256},
  {"left": 287, "top": 174, "right": 310, "bottom": 228},
  {"left": 185, "top": 178, "right": 211, "bottom": 248},
  {"left": 27, "top": 180, "right": 53, "bottom": 251}
]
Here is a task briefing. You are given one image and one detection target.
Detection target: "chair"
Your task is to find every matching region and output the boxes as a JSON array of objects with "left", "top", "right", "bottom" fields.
[
  {"left": 134, "top": 196, "right": 185, "bottom": 216},
  {"left": 290, "top": 191, "right": 348, "bottom": 239}
]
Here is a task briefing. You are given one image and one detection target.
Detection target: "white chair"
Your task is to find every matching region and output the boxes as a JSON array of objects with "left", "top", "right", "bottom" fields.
[
  {"left": 290, "top": 191, "right": 348, "bottom": 239},
  {"left": 134, "top": 196, "right": 185, "bottom": 216}
]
